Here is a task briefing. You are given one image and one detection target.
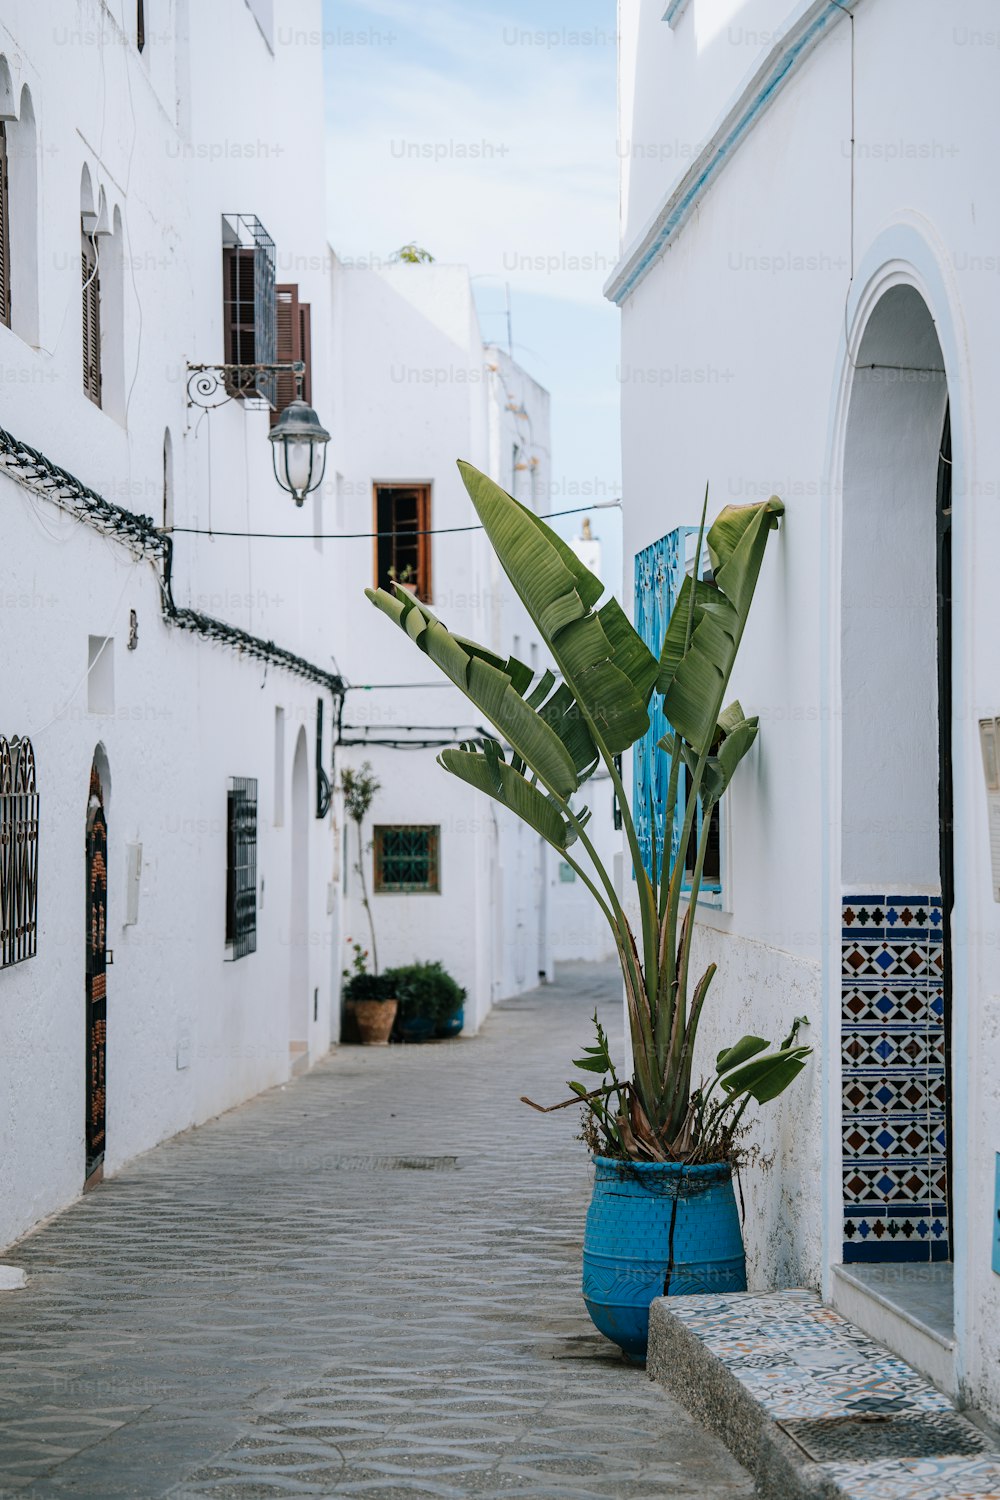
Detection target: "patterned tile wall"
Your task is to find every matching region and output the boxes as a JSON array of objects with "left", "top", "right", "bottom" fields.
[{"left": 841, "top": 895, "right": 949, "bottom": 1263}]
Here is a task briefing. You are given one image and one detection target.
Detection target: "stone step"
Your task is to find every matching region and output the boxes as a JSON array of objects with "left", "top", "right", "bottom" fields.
[{"left": 647, "top": 1288, "right": 1000, "bottom": 1499}]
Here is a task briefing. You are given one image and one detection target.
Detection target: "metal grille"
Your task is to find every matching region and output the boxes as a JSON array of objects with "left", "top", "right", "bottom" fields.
[
  {"left": 632, "top": 529, "right": 721, "bottom": 892},
  {"left": 81, "top": 233, "right": 102, "bottom": 406},
  {"left": 374, "top": 825, "right": 439, "bottom": 892},
  {"left": 86, "top": 766, "right": 107, "bottom": 1180},
  {"left": 226, "top": 777, "right": 258, "bottom": 959},
  {"left": 777, "top": 1412, "right": 987, "bottom": 1463},
  {"left": 0, "top": 736, "right": 39, "bottom": 968},
  {"left": 221, "top": 214, "right": 276, "bottom": 405}
]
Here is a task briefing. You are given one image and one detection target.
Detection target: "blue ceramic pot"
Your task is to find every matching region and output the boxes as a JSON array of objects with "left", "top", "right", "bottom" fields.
[
  {"left": 582, "top": 1156, "right": 746, "bottom": 1360},
  {"left": 398, "top": 1015, "right": 436, "bottom": 1043},
  {"left": 436, "top": 1006, "right": 464, "bottom": 1038}
]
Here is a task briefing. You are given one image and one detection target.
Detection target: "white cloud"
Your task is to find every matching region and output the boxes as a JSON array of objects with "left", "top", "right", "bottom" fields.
[{"left": 325, "top": 0, "right": 619, "bottom": 305}]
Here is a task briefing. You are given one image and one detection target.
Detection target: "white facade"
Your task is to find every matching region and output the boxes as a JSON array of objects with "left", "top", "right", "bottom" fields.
[
  {"left": 0, "top": 0, "right": 341, "bottom": 1251},
  {"left": 331, "top": 263, "right": 565, "bottom": 1027},
  {"left": 613, "top": 0, "right": 1000, "bottom": 1418}
]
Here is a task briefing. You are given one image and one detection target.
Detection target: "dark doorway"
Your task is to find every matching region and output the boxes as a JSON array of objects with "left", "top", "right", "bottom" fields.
[
  {"left": 85, "top": 763, "right": 108, "bottom": 1188},
  {"left": 937, "top": 406, "right": 954, "bottom": 1254}
]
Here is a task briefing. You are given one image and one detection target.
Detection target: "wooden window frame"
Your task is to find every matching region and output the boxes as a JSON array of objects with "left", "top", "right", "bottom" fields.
[
  {"left": 222, "top": 246, "right": 257, "bottom": 396},
  {"left": 81, "top": 231, "right": 102, "bottom": 406},
  {"left": 373, "top": 825, "right": 440, "bottom": 894},
  {"left": 372, "top": 483, "right": 432, "bottom": 602}
]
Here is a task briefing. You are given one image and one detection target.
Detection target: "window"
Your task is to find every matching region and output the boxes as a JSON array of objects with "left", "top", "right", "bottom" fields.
[
  {"left": 225, "top": 777, "right": 258, "bottom": 958},
  {"left": 271, "top": 283, "right": 312, "bottom": 424},
  {"left": 0, "top": 123, "right": 10, "bottom": 328},
  {"left": 374, "top": 825, "right": 440, "bottom": 893},
  {"left": 633, "top": 527, "right": 723, "bottom": 900},
  {"left": 136, "top": 0, "right": 145, "bottom": 51},
  {"left": 0, "top": 735, "right": 38, "bottom": 968},
  {"left": 81, "top": 231, "right": 101, "bottom": 405},
  {"left": 374, "top": 484, "right": 432, "bottom": 600},
  {"left": 221, "top": 214, "right": 276, "bottom": 401}
]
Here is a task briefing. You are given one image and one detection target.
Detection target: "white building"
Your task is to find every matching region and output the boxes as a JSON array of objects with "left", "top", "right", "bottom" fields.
[
  {"left": 330, "top": 261, "right": 563, "bottom": 1025},
  {"left": 612, "top": 0, "right": 1000, "bottom": 1418},
  {"left": 0, "top": 0, "right": 342, "bottom": 1251}
]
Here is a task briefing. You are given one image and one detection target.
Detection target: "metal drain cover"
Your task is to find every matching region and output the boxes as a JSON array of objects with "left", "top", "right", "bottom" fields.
[
  {"left": 322, "top": 1154, "right": 458, "bottom": 1172},
  {"left": 777, "top": 1412, "right": 988, "bottom": 1463}
]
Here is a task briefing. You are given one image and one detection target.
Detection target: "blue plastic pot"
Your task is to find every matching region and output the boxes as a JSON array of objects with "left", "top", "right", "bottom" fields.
[
  {"left": 582, "top": 1156, "right": 747, "bottom": 1360},
  {"left": 436, "top": 1006, "right": 464, "bottom": 1038}
]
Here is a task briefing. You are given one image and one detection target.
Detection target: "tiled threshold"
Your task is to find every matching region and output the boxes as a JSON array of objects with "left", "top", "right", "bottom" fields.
[
  {"left": 648, "top": 1288, "right": 1000, "bottom": 1499},
  {"left": 832, "top": 1263, "right": 955, "bottom": 1395}
]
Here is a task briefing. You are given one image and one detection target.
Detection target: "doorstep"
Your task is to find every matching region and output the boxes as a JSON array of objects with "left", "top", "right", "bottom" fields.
[
  {"left": 647, "top": 1288, "right": 1000, "bottom": 1499},
  {"left": 830, "top": 1263, "right": 956, "bottom": 1395}
]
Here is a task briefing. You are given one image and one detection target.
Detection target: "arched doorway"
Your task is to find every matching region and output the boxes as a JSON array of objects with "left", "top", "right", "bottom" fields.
[
  {"left": 289, "top": 727, "right": 310, "bottom": 1066},
  {"left": 85, "top": 757, "right": 109, "bottom": 1188},
  {"left": 839, "top": 285, "right": 952, "bottom": 1288}
]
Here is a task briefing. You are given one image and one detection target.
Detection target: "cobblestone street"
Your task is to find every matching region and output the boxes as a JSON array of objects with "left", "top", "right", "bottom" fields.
[{"left": 0, "top": 963, "right": 752, "bottom": 1499}]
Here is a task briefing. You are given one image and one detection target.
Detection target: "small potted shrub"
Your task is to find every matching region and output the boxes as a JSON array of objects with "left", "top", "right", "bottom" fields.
[
  {"left": 342, "top": 941, "right": 398, "bottom": 1046},
  {"left": 385, "top": 961, "right": 466, "bottom": 1042}
]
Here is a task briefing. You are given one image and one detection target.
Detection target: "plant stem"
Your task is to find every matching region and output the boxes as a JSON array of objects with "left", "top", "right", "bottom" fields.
[{"left": 353, "top": 817, "right": 379, "bottom": 977}]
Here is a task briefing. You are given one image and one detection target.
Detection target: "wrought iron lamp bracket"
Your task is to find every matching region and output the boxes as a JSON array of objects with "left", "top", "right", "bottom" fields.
[{"left": 186, "top": 361, "right": 305, "bottom": 411}]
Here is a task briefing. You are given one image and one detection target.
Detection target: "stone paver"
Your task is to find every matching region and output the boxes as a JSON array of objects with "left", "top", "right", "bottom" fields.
[{"left": 0, "top": 962, "right": 753, "bottom": 1499}]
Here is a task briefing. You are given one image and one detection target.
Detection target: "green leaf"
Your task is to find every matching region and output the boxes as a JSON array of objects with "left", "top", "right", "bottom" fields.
[
  {"left": 456, "top": 462, "right": 653, "bottom": 757},
  {"left": 656, "top": 575, "right": 717, "bottom": 697},
  {"left": 439, "top": 747, "right": 571, "bottom": 848},
  {"left": 716, "top": 716, "right": 759, "bottom": 791},
  {"left": 716, "top": 1035, "right": 768, "bottom": 1075},
  {"left": 367, "top": 586, "right": 578, "bottom": 797},
  {"left": 718, "top": 1046, "right": 812, "bottom": 1104},
  {"left": 573, "top": 1056, "right": 611, "bottom": 1074}
]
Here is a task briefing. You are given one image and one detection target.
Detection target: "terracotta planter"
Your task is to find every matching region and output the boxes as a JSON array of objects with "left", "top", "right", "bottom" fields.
[{"left": 354, "top": 997, "right": 398, "bottom": 1046}]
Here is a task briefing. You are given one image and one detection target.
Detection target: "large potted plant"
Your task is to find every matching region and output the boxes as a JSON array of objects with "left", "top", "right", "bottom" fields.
[
  {"left": 365, "top": 463, "right": 811, "bottom": 1357},
  {"left": 384, "top": 960, "right": 466, "bottom": 1042}
]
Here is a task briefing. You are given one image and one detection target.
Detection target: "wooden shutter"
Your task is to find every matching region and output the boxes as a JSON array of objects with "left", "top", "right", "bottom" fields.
[
  {"left": 298, "top": 301, "right": 312, "bottom": 405},
  {"left": 222, "top": 247, "right": 256, "bottom": 393},
  {"left": 271, "top": 283, "right": 300, "bottom": 422},
  {"left": 0, "top": 124, "right": 10, "bottom": 329},
  {"left": 81, "top": 235, "right": 102, "bottom": 406}
]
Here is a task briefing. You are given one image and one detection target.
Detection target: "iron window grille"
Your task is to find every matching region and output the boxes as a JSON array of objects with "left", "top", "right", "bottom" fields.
[
  {"left": 0, "top": 123, "right": 10, "bottom": 328},
  {"left": 81, "top": 231, "right": 101, "bottom": 406},
  {"left": 374, "top": 484, "right": 432, "bottom": 600},
  {"left": 0, "top": 736, "right": 39, "bottom": 968},
  {"left": 633, "top": 528, "right": 722, "bottom": 897},
  {"left": 225, "top": 776, "right": 258, "bottom": 959},
  {"left": 221, "top": 214, "right": 276, "bottom": 406},
  {"left": 374, "top": 825, "right": 440, "bottom": 893}
]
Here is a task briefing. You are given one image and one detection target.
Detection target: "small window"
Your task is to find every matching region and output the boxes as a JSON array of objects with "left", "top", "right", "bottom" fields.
[
  {"left": 271, "top": 283, "right": 312, "bottom": 423},
  {"left": 81, "top": 232, "right": 101, "bottom": 406},
  {"left": 374, "top": 484, "right": 432, "bottom": 600},
  {"left": 226, "top": 777, "right": 258, "bottom": 958},
  {"left": 136, "top": 0, "right": 145, "bottom": 51},
  {"left": 0, "top": 123, "right": 10, "bottom": 328},
  {"left": 374, "top": 825, "right": 440, "bottom": 893}
]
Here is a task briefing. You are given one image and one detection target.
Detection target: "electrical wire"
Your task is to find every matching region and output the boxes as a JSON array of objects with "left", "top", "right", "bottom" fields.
[{"left": 165, "top": 498, "right": 622, "bottom": 542}]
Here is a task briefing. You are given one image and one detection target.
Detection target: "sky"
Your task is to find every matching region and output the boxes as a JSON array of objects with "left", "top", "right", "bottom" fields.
[{"left": 322, "top": 0, "right": 623, "bottom": 588}]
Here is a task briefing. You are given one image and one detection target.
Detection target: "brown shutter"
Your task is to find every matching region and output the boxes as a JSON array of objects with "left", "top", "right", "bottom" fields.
[
  {"left": 223, "top": 247, "right": 257, "bottom": 394},
  {"left": 0, "top": 124, "right": 10, "bottom": 329},
  {"left": 298, "top": 301, "right": 312, "bottom": 406},
  {"left": 81, "top": 235, "right": 102, "bottom": 406},
  {"left": 271, "top": 283, "right": 300, "bottom": 423}
]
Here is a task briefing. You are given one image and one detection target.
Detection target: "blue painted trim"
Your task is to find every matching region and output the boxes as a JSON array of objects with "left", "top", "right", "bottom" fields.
[
  {"left": 606, "top": 0, "right": 860, "bottom": 306},
  {"left": 662, "top": 0, "right": 691, "bottom": 27}
]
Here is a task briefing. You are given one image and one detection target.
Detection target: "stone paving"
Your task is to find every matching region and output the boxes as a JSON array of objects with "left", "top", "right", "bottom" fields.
[{"left": 0, "top": 961, "right": 753, "bottom": 1499}]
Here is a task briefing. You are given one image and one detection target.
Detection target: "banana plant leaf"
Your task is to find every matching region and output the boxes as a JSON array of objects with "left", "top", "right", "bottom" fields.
[
  {"left": 457, "top": 462, "right": 657, "bottom": 756},
  {"left": 716, "top": 1045, "right": 812, "bottom": 1104},
  {"left": 366, "top": 585, "right": 581, "bottom": 799},
  {"left": 439, "top": 744, "right": 575, "bottom": 849}
]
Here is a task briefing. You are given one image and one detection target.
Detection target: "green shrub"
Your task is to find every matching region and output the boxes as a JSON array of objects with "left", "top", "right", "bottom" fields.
[{"left": 382, "top": 961, "right": 465, "bottom": 1025}]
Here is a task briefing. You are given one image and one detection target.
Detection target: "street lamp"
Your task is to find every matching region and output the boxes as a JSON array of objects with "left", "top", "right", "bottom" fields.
[{"left": 268, "top": 396, "right": 331, "bottom": 507}]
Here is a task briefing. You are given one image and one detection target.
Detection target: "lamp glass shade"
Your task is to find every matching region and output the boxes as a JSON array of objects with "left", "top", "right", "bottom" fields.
[{"left": 268, "top": 398, "right": 331, "bottom": 503}]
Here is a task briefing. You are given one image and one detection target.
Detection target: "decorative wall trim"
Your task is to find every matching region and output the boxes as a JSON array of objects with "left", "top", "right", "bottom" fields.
[
  {"left": 662, "top": 0, "right": 692, "bottom": 27},
  {"left": 0, "top": 424, "right": 344, "bottom": 696},
  {"left": 841, "top": 894, "right": 948, "bottom": 1264},
  {"left": 606, "top": 0, "right": 862, "bottom": 306}
]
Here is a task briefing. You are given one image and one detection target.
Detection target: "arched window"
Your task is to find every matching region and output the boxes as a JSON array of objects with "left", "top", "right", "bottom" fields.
[
  {"left": 0, "top": 78, "right": 40, "bottom": 343},
  {"left": 162, "top": 428, "right": 173, "bottom": 529},
  {"left": 81, "top": 166, "right": 101, "bottom": 404}
]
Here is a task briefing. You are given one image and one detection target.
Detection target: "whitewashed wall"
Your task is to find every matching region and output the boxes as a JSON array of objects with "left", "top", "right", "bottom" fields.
[
  {"left": 0, "top": 0, "right": 342, "bottom": 1251},
  {"left": 614, "top": 0, "right": 1000, "bottom": 1419}
]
